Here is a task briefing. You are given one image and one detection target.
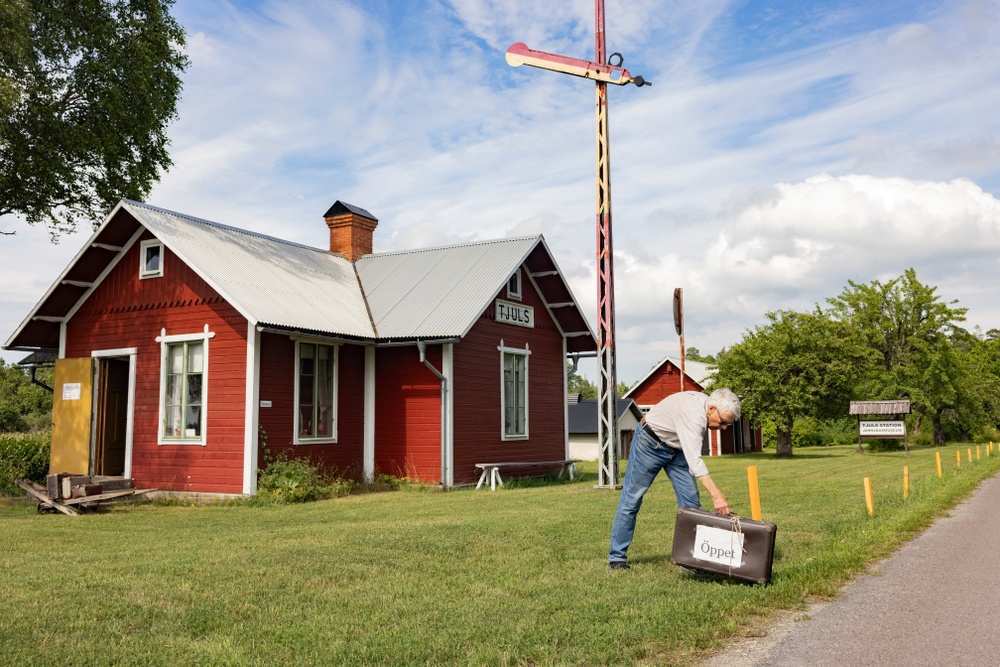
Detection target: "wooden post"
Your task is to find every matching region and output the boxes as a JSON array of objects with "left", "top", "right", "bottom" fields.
[
  {"left": 903, "top": 466, "right": 909, "bottom": 500},
  {"left": 747, "top": 465, "right": 762, "bottom": 521},
  {"left": 864, "top": 477, "right": 874, "bottom": 516},
  {"left": 936, "top": 451, "right": 942, "bottom": 478}
]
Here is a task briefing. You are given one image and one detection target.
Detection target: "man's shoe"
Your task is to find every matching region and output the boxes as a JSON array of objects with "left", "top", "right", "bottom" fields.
[{"left": 609, "top": 560, "right": 630, "bottom": 570}]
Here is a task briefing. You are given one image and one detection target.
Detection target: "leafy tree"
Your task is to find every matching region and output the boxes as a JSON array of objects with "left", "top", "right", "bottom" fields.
[
  {"left": 565, "top": 366, "right": 629, "bottom": 399},
  {"left": 684, "top": 347, "right": 716, "bottom": 363},
  {"left": 713, "top": 310, "right": 874, "bottom": 456},
  {"left": 947, "top": 329, "right": 1000, "bottom": 442},
  {"left": 567, "top": 368, "right": 598, "bottom": 399},
  {"left": 827, "top": 269, "right": 969, "bottom": 444},
  {"left": 0, "top": 0, "right": 188, "bottom": 237},
  {"left": 0, "top": 358, "right": 52, "bottom": 432}
]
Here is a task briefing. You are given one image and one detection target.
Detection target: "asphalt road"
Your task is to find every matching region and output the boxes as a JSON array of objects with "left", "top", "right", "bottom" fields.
[{"left": 702, "top": 473, "right": 1000, "bottom": 667}]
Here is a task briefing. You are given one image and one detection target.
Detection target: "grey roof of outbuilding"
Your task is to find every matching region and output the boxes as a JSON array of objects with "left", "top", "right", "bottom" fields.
[
  {"left": 5, "top": 200, "right": 596, "bottom": 351},
  {"left": 568, "top": 398, "right": 643, "bottom": 434}
]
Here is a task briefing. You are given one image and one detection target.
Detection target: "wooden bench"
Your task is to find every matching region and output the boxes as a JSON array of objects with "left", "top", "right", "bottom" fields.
[{"left": 474, "top": 460, "right": 581, "bottom": 491}]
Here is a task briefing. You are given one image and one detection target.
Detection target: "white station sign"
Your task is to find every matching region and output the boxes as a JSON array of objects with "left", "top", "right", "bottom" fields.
[
  {"left": 859, "top": 420, "right": 906, "bottom": 438},
  {"left": 496, "top": 300, "right": 534, "bottom": 328}
]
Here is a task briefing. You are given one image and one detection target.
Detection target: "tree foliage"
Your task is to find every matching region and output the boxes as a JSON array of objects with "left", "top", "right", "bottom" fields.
[
  {"left": 0, "top": 0, "right": 188, "bottom": 236},
  {"left": 0, "top": 358, "right": 52, "bottom": 432},
  {"left": 716, "top": 269, "right": 1000, "bottom": 454},
  {"left": 713, "top": 309, "right": 874, "bottom": 456},
  {"left": 827, "top": 268, "right": 969, "bottom": 444}
]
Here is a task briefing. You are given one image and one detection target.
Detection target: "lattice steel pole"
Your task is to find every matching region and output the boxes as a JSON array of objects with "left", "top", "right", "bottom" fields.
[
  {"left": 506, "top": 1, "right": 649, "bottom": 489},
  {"left": 593, "top": 1, "right": 619, "bottom": 488}
]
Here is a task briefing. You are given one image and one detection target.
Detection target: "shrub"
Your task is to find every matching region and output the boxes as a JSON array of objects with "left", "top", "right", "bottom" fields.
[
  {"left": 256, "top": 454, "right": 334, "bottom": 503},
  {"left": 761, "top": 421, "right": 776, "bottom": 449},
  {"left": 867, "top": 438, "right": 905, "bottom": 452},
  {"left": 972, "top": 425, "right": 1000, "bottom": 444},
  {"left": 791, "top": 417, "right": 824, "bottom": 447},
  {"left": 0, "top": 431, "right": 50, "bottom": 496}
]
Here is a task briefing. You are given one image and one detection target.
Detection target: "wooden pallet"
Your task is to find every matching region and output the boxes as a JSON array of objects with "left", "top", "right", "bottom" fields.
[{"left": 15, "top": 479, "right": 154, "bottom": 516}]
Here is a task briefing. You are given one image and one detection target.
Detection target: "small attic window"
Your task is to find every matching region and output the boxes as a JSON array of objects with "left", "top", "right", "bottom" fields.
[
  {"left": 507, "top": 268, "right": 522, "bottom": 300},
  {"left": 140, "top": 240, "right": 163, "bottom": 279}
]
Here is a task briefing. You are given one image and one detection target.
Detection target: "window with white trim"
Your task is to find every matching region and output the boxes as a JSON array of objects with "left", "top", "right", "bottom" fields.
[
  {"left": 295, "top": 341, "right": 338, "bottom": 442},
  {"left": 140, "top": 239, "right": 164, "bottom": 279},
  {"left": 158, "top": 327, "right": 214, "bottom": 444},
  {"left": 507, "top": 268, "right": 522, "bottom": 300},
  {"left": 499, "top": 341, "right": 529, "bottom": 439}
]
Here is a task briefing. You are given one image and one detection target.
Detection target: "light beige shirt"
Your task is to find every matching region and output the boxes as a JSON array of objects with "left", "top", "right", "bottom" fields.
[{"left": 643, "top": 391, "right": 710, "bottom": 478}]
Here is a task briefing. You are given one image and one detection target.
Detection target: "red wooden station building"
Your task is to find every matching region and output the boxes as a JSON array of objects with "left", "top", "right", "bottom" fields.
[{"left": 5, "top": 200, "right": 596, "bottom": 494}]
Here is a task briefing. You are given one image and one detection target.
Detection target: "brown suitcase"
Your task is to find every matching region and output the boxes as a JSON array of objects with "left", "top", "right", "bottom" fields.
[{"left": 670, "top": 508, "right": 777, "bottom": 584}]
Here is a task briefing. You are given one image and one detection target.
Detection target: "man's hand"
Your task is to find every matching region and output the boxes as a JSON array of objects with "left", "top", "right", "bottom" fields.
[{"left": 698, "top": 473, "right": 731, "bottom": 515}]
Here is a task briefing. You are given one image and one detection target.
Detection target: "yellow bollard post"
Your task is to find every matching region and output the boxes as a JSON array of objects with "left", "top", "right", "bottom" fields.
[
  {"left": 936, "top": 451, "right": 943, "bottom": 478},
  {"left": 957, "top": 450, "right": 962, "bottom": 469},
  {"left": 864, "top": 477, "right": 874, "bottom": 516},
  {"left": 747, "top": 465, "right": 762, "bottom": 521},
  {"left": 968, "top": 448, "right": 973, "bottom": 463},
  {"left": 977, "top": 446, "right": 981, "bottom": 460},
  {"left": 903, "top": 466, "right": 909, "bottom": 500}
]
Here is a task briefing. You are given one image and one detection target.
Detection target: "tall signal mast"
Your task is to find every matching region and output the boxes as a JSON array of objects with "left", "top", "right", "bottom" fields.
[{"left": 507, "top": 2, "right": 649, "bottom": 488}]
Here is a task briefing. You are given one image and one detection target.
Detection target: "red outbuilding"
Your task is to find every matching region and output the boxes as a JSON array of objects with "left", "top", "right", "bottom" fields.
[
  {"left": 5, "top": 200, "right": 596, "bottom": 494},
  {"left": 624, "top": 355, "right": 761, "bottom": 455}
]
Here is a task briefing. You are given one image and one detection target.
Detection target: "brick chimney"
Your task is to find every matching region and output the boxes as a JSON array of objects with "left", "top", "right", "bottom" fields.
[{"left": 323, "top": 201, "right": 378, "bottom": 261}]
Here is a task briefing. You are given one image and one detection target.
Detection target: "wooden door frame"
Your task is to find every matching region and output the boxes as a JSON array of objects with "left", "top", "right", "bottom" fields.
[{"left": 91, "top": 348, "right": 137, "bottom": 477}]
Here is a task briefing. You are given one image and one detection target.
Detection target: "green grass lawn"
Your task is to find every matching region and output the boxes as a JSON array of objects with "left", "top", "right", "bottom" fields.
[{"left": 2, "top": 443, "right": 998, "bottom": 666}]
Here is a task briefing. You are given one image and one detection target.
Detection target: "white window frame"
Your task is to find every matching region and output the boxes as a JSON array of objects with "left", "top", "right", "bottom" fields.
[
  {"left": 293, "top": 339, "right": 339, "bottom": 444},
  {"left": 140, "top": 239, "right": 164, "bottom": 279},
  {"left": 498, "top": 340, "right": 530, "bottom": 440},
  {"left": 156, "top": 326, "right": 214, "bottom": 446},
  {"left": 507, "top": 268, "right": 522, "bottom": 300}
]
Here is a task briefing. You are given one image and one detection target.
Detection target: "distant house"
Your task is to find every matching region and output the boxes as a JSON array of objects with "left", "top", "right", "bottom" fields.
[
  {"left": 566, "top": 394, "right": 644, "bottom": 461},
  {"left": 4, "top": 199, "right": 596, "bottom": 494},
  {"left": 624, "top": 355, "right": 761, "bottom": 455}
]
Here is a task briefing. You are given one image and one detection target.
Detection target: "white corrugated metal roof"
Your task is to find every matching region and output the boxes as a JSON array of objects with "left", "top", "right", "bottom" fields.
[
  {"left": 357, "top": 237, "right": 540, "bottom": 338},
  {"left": 122, "top": 201, "right": 375, "bottom": 338},
  {"left": 6, "top": 200, "right": 596, "bottom": 350}
]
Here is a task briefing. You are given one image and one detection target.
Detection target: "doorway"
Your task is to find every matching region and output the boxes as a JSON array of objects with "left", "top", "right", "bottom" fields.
[{"left": 94, "top": 357, "right": 130, "bottom": 476}]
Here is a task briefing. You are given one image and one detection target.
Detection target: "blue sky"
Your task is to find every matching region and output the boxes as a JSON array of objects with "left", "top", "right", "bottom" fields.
[{"left": 3, "top": 0, "right": 1000, "bottom": 386}]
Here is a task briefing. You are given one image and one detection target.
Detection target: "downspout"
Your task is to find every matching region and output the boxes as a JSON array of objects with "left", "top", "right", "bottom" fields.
[
  {"left": 30, "top": 367, "right": 53, "bottom": 393},
  {"left": 417, "top": 341, "right": 449, "bottom": 488}
]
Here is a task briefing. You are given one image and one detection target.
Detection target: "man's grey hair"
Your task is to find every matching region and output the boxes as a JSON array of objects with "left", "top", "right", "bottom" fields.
[{"left": 708, "top": 388, "right": 741, "bottom": 420}]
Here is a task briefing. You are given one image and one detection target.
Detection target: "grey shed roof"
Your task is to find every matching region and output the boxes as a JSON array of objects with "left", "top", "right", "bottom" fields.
[
  {"left": 849, "top": 400, "right": 912, "bottom": 415},
  {"left": 568, "top": 398, "right": 643, "bottom": 434}
]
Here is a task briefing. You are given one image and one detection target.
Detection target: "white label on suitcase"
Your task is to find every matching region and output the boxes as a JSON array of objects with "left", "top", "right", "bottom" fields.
[{"left": 693, "top": 525, "right": 745, "bottom": 568}]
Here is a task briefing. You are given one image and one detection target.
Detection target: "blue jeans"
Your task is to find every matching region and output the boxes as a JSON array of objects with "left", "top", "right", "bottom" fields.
[{"left": 608, "top": 422, "right": 701, "bottom": 562}]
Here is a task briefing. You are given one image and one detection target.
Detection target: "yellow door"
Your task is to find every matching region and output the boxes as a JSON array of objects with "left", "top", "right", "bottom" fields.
[{"left": 51, "top": 357, "right": 94, "bottom": 474}]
